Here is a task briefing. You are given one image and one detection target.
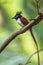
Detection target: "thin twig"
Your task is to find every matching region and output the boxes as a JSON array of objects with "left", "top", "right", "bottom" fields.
[
  {"left": 24, "top": 48, "right": 43, "bottom": 65},
  {"left": 18, "top": 48, "right": 43, "bottom": 65},
  {"left": 36, "top": 0, "right": 40, "bottom": 14}
]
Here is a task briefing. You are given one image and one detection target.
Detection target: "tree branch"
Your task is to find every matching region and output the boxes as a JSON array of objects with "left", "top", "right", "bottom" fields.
[{"left": 0, "top": 13, "right": 43, "bottom": 53}]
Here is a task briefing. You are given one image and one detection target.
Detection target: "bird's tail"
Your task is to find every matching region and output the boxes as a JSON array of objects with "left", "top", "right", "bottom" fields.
[{"left": 29, "top": 28, "right": 40, "bottom": 65}]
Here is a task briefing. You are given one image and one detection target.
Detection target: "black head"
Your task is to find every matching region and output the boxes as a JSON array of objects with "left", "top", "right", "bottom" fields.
[{"left": 12, "top": 11, "right": 22, "bottom": 20}]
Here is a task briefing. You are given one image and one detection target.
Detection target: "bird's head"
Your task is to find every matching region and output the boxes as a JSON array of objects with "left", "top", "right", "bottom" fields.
[{"left": 12, "top": 11, "right": 22, "bottom": 20}]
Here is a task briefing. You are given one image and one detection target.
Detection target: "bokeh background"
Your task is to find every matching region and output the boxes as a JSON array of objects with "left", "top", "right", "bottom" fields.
[{"left": 0, "top": 0, "right": 43, "bottom": 65}]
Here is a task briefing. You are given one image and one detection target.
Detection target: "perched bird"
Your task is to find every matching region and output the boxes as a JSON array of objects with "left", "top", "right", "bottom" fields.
[
  {"left": 12, "top": 12, "right": 28, "bottom": 26},
  {"left": 12, "top": 11, "right": 32, "bottom": 31},
  {"left": 12, "top": 11, "right": 40, "bottom": 65}
]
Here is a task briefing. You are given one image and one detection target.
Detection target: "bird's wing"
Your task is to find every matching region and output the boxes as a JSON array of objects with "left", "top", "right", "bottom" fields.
[{"left": 20, "top": 17, "right": 29, "bottom": 26}]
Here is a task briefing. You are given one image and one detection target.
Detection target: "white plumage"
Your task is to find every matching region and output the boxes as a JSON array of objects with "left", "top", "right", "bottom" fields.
[{"left": 17, "top": 18, "right": 24, "bottom": 27}]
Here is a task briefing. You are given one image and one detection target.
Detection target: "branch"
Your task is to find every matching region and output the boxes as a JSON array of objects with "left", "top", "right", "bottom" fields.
[
  {"left": 36, "top": 0, "right": 40, "bottom": 14},
  {"left": 0, "top": 13, "right": 43, "bottom": 53}
]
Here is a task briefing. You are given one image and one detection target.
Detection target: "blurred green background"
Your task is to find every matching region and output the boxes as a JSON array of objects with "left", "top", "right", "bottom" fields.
[{"left": 0, "top": 0, "right": 43, "bottom": 65}]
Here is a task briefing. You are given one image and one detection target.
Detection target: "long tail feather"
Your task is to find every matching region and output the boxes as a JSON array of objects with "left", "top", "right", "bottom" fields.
[{"left": 29, "top": 28, "right": 40, "bottom": 65}]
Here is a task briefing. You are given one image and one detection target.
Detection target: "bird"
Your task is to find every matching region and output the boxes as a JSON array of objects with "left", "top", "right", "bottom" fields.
[
  {"left": 12, "top": 11, "right": 40, "bottom": 65},
  {"left": 12, "top": 11, "right": 32, "bottom": 31}
]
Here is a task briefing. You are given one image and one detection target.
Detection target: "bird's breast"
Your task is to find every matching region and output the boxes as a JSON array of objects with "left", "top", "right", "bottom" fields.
[{"left": 17, "top": 18, "right": 24, "bottom": 27}]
